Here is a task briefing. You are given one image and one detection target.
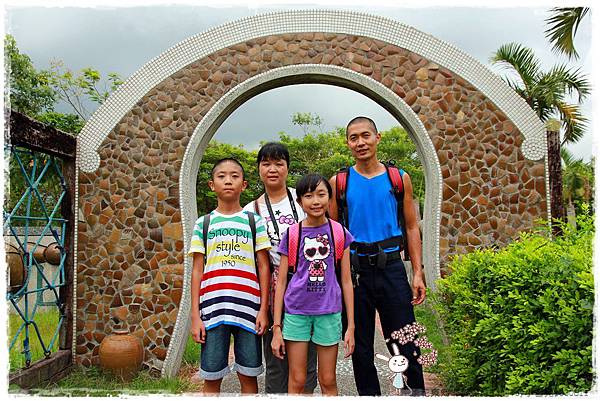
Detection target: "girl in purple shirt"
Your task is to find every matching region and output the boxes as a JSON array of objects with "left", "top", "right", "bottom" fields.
[{"left": 271, "top": 174, "right": 355, "bottom": 395}]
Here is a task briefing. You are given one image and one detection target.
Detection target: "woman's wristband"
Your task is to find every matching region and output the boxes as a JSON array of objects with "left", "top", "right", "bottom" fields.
[{"left": 270, "top": 323, "right": 282, "bottom": 332}]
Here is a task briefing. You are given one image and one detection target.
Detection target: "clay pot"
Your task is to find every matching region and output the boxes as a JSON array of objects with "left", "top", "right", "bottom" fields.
[
  {"left": 43, "top": 242, "right": 62, "bottom": 265},
  {"left": 28, "top": 241, "right": 47, "bottom": 263},
  {"left": 6, "top": 244, "right": 27, "bottom": 293},
  {"left": 99, "top": 328, "right": 144, "bottom": 381}
]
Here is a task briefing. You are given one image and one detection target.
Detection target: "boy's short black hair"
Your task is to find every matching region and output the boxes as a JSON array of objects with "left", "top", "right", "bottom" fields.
[
  {"left": 257, "top": 142, "right": 290, "bottom": 167},
  {"left": 346, "top": 116, "right": 378, "bottom": 137},
  {"left": 296, "top": 173, "right": 332, "bottom": 200},
  {"left": 211, "top": 158, "right": 246, "bottom": 179}
]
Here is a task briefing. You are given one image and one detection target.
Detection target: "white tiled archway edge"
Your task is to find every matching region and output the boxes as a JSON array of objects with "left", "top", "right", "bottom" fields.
[
  {"left": 72, "top": 9, "right": 551, "bottom": 377},
  {"left": 76, "top": 9, "right": 546, "bottom": 170},
  {"left": 169, "top": 64, "right": 443, "bottom": 377}
]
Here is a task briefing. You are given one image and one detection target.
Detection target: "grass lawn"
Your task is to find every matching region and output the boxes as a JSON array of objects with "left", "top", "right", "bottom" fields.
[
  {"left": 414, "top": 297, "right": 448, "bottom": 374},
  {"left": 8, "top": 308, "right": 60, "bottom": 371},
  {"left": 184, "top": 331, "right": 201, "bottom": 365},
  {"left": 14, "top": 365, "right": 201, "bottom": 396}
]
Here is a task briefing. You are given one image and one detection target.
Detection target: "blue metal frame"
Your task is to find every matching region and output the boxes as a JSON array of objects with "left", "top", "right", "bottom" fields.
[{"left": 5, "top": 145, "right": 68, "bottom": 368}]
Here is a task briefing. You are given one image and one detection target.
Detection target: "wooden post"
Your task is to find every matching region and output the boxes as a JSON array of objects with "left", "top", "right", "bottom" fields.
[
  {"left": 546, "top": 119, "right": 564, "bottom": 235},
  {"left": 59, "top": 158, "right": 76, "bottom": 351}
]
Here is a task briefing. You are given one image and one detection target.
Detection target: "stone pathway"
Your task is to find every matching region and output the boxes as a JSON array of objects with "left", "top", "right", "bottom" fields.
[{"left": 186, "top": 313, "right": 445, "bottom": 396}]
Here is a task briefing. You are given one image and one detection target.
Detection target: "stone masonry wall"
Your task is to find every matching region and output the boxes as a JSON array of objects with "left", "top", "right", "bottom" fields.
[{"left": 76, "top": 33, "right": 547, "bottom": 371}]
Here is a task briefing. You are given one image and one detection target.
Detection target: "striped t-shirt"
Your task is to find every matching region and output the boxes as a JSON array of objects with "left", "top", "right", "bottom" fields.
[{"left": 188, "top": 210, "right": 270, "bottom": 333}]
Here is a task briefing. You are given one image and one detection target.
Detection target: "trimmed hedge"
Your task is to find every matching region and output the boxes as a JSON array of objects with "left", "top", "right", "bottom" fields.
[{"left": 434, "top": 212, "right": 594, "bottom": 395}]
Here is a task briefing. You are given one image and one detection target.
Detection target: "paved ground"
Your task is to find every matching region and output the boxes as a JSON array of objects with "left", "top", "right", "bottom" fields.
[{"left": 187, "top": 313, "right": 444, "bottom": 396}]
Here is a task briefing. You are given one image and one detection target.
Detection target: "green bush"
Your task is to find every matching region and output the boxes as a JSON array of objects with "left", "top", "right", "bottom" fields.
[{"left": 433, "top": 210, "right": 594, "bottom": 395}]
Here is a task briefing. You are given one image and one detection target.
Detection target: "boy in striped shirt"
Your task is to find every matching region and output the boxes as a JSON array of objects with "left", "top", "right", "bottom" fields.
[{"left": 189, "top": 158, "right": 271, "bottom": 394}]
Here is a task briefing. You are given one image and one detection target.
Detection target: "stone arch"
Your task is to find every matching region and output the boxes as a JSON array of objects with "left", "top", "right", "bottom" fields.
[
  {"left": 75, "top": 10, "right": 549, "bottom": 377},
  {"left": 172, "top": 64, "right": 442, "bottom": 376}
]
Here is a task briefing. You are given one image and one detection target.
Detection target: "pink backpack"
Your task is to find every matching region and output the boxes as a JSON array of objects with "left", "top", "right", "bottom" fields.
[{"left": 287, "top": 218, "right": 346, "bottom": 273}]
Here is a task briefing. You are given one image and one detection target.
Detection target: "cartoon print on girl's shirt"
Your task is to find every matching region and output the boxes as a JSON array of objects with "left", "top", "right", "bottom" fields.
[{"left": 304, "top": 234, "right": 330, "bottom": 291}]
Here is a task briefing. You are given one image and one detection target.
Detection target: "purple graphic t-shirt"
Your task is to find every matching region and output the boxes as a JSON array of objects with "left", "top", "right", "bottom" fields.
[{"left": 278, "top": 221, "right": 354, "bottom": 315}]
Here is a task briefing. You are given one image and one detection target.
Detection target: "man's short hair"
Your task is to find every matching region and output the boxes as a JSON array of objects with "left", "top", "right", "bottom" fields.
[
  {"left": 211, "top": 158, "right": 246, "bottom": 179},
  {"left": 256, "top": 142, "right": 290, "bottom": 167},
  {"left": 345, "top": 116, "right": 378, "bottom": 137}
]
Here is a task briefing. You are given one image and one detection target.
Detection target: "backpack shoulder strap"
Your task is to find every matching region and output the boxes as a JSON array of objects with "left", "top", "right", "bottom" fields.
[
  {"left": 328, "top": 218, "right": 346, "bottom": 264},
  {"left": 246, "top": 211, "right": 257, "bottom": 249},
  {"left": 202, "top": 213, "right": 211, "bottom": 260},
  {"left": 335, "top": 167, "right": 350, "bottom": 227},
  {"left": 384, "top": 162, "right": 411, "bottom": 261},
  {"left": 202, "top": 213, "right": 211, "bottom": 250},
  {"left": 384, "top": 162, "right": 404, "bottom": 196},
  {"left": 335, "top": 168, "right": 349, "bottom": 200},
  {"left": 287, "top": 222, "right": 302, "bottom": 273}
]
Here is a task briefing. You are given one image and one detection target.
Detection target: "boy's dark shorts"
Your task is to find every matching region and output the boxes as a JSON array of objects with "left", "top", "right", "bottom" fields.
[{"left": 199, "top": 323, "right": 263, "bottom": 380}]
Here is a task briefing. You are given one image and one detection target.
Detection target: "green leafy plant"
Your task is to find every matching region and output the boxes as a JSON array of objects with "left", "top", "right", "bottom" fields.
[
  {"left": 4, "top": 34, "right": 56, "bottom": 117},
  {"left": 197, "top": 124, "right": 426, "bottom": 214},
  {"left": 46, "top": 59, "right": 123, "bottom": 120},
  {"left": 545, "top": 7, "right": 589, "bottom": 60},
  {"left": 433, "top": 210, "right": 593, "bottom": 395},
  {"left": 4, "top": 34, "right": 122, "bottom": 133}
]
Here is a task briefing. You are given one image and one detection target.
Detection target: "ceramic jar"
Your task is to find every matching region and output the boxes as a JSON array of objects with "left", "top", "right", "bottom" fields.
[
  {"left": 98, "top": 327, "right": 144, "bottom": 381},
  {"left": 7, "top": 243, "right": 26, "bottom": 293}
]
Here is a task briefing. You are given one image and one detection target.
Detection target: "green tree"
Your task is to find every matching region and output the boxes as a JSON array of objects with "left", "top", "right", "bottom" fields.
[
  {"left": 195, "top": 142, "right": 259, "bottom": 215},
  {"left": 291, "top": 112, "right": 324, "bottom": 135},
  {"left": 279, "top": 127, "right": 352, "bottom": 184},
  {"left": 545, "top": 7, "right": 590, "bottom": 60},
  {"left": 195, "top": 125, "right": 426, "bottom": 215},
  {"left": 4, "top": 34, "right": 123, "bottom": 134},
  {"left": 491, "top": 43, "right": 590, "bottom": 144},
  {"left": 491, "top": 43, "right": 590, "bottom": 225},
  {"left": 281, "top": 124, "right": 425, "bottom": 207},
  {"left": 4, "top": 35, "right": 123, "bottom": 225},
  {"left": 4, "top": 34, "right": 55, "bottom": 116},
  {"left": 35, "top": 112, "right": 85, "bottom": 134},
  {"left": 561, "top": 148, "right": 593, "bottom": 221},
  {"left": 46, "top": 60, "right": 123, "bottom": 120}
]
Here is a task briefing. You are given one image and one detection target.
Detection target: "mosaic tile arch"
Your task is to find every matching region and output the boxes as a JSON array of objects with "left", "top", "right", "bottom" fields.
[
  {"left": 169, "top": 64, "right": 443, "bottom": 377},
  {"left": 75, "top": 9, "right": 549, "bottom": 376}
]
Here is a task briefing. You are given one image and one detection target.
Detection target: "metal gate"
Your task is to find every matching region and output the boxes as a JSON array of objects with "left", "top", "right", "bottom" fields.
[{"left": 5, "top": 111, "right": 76, "bottom": 388}]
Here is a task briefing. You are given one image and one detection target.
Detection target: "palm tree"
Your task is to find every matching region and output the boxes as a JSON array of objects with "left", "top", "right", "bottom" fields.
[
  {"left": 561, "top": 148, "right": 593, "bottom": 223},
  {"left": 545, "top": 7, "right": 590, "bottom": 60},
  {"left": 491, "top": 43, "right": 590, "bottom": 226},
  {"left": 492, "top": 43, "right": 590, "bottom": 144}
]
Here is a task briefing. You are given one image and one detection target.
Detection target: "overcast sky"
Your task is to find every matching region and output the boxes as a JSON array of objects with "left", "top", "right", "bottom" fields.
[{"left": 3, "top": 1, "right": 594, "bottom": 160}]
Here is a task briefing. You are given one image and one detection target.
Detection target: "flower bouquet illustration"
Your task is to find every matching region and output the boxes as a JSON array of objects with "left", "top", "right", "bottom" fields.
[{"left": 375, "top": 322, "right": 438, "bottom": 395}]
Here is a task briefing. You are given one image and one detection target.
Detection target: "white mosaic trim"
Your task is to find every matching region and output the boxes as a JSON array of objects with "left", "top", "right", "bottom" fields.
[
  {"left": 545, "top": 153, "right": 552, "bottom": 228},
  {"left": 72, "top": 156, "right": 79, "bottom": 363},
  {"left": 76, "top": 9, "right": 546, "bottom": 172},
  {"left": 163, "top": 64, "right": 443, "bottom": 378}
]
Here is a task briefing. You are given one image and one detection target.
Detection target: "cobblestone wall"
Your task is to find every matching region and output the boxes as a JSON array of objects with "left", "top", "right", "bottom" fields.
[{"left": 77, "top": 33, "right": 547, "bottom": 371}]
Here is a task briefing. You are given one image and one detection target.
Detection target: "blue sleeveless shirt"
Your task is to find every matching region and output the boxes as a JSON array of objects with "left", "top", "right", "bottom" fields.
[{"left": 346, "top": 166, "right": 404, "bottom": 252}]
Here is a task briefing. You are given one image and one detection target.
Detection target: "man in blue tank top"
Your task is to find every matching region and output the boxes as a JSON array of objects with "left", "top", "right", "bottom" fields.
[{"left": 329, "top": 117, "right": 426, "bottom": 396}]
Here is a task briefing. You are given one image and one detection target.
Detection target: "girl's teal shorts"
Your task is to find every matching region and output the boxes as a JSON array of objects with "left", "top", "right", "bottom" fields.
[{"left": 282, "top": 312, "right": 342, "bottom": 346}]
